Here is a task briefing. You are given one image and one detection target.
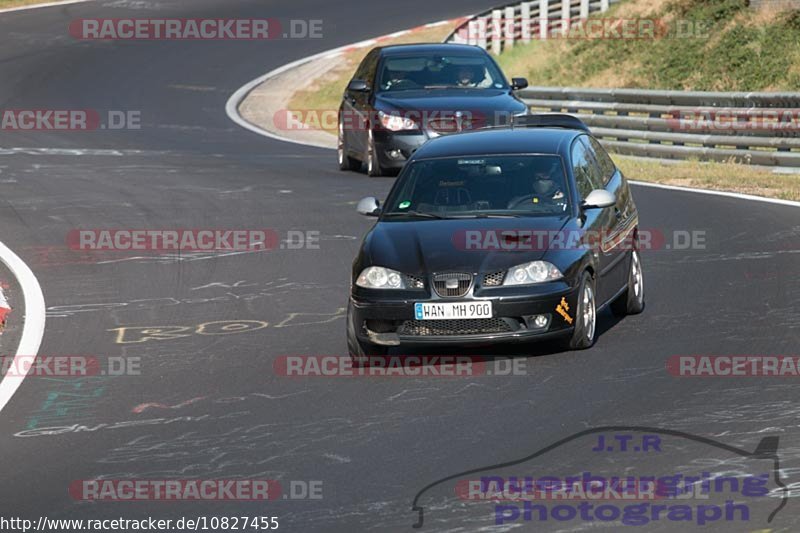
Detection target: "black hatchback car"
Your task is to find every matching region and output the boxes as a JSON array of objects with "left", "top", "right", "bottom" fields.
[
  {"left": 347, "top": 115, "right": 644, "bottom": 362},
  {"left": 338, "top": 43, "right": 529, "bottom": 177}
]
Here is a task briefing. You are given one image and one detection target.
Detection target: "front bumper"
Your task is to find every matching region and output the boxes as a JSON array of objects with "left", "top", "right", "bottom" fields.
[
  {"left": 372, "top": 129, "right": 427, "bottom": 170},
  {"left": 350, "top": 281, "right": 579, "bottom": 346}
]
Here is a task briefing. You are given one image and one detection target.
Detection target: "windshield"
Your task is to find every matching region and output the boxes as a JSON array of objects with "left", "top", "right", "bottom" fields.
[
  {"left": 383, "top": 155, "right": 570, "bottom": 218},
  {"left": 377, "top": 54, "right": 508, "bottom": 92}
]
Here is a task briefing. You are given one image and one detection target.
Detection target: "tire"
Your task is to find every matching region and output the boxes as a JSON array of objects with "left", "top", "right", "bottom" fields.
[
  {"left": 338, "top": 117, "right": 360, "bottom": 171},
  {"left": 564, "top": 271, "right": 597, "bottom": 350},
  {"left": 611, "top": 249, "right": 645, "bottom": 316},
  {"left": 346, "top": 302, "right": 388, "bottom": 366},
  {"left": 366, "top": 128, "right": 384, "bottom": 178}
]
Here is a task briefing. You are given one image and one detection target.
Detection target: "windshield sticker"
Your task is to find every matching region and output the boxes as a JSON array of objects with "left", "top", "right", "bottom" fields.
[
  {"left": 438, "top": 180, "right": 465, "bottom": 187},
  {"left": 398, "top": 201, "right": 411, "bottom": 209}
]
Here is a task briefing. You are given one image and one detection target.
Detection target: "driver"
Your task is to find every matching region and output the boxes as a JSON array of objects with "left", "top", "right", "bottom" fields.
[
  {"left": 456, "top": 66, "right": 477, "bottom": 87},
  {"left": 385, "top": 69, "right": 412, "bottom": 91},
  {"left": 532, "top": 166, "right": 565, "bottom": 204}
]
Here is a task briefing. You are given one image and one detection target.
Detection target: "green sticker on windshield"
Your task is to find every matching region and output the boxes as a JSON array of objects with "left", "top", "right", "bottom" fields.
[{"left": 399, "top": 201, "right": 411, "bottom": 209}]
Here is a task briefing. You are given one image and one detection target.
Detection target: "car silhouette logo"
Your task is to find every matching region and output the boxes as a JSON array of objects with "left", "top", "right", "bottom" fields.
[{"left": 411, "top": 425, "right": 788, "bottom": 529}]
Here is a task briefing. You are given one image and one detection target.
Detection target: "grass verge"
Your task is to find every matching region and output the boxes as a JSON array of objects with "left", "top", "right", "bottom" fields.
[
  {"left": 0, "top": 0, "right": 62, "bottom": 9},
  {"left": 616, "top": 156, "right": 800, "bottom": 201},
  {"left": 494, "top": 0, "right": 800, "bottom": 91}
]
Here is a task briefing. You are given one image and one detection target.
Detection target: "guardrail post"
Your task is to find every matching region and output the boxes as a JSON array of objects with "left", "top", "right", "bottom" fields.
[
  {"left": 521, "top": 2, "right": 532, "bottom": 43},
  {"left": 491, "top": 9, "right": 503, "bottom": 54},
  {"left": 467, "top": 19, "right": 479, "bottom": 46},
  {"left": 477, "top": 17, "right": 488, "bottom": 48},
  {"left": 600, "top": 0, "right": 609, "bottom": 11},
  {"left": 560, "top": 0, "right": 571, "bottom": 36},
  {"left": 505, "top": 6, "right": 516, "bottom": 49},
  {"left": 538, "top": 0, "right": 549, "bottom": 40},
  {"left": 580, "top": 0, "right": 589, "bottom": 20}
]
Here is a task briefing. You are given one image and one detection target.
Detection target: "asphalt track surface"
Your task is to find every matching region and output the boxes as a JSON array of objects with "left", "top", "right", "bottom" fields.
[{"left": 0, "top": 1, "right": 799, "bottom": 531}]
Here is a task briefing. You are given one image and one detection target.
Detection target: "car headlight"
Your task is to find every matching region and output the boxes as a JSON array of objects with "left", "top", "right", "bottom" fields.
[
  {"left": 378, "top": 111, "right": 417, "bottom": 131},
  {"left": 356, "top": 266, "right": 406, "bottom": 289},
  {"left": 503, "top": 261, "right": 563, "bottom": 286}
]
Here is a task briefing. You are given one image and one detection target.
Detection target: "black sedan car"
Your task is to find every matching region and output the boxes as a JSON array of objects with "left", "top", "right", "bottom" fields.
[
  {"left": 338, "top": 43, "right": 529, "bottom": 177},
  {"left": 347, "top": 115, "right": 644, "bottom": 363}
]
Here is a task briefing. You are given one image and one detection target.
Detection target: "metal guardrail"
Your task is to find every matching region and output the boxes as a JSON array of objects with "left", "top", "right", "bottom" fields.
[
  {"left": 447, "top": 0, "right": 619, "bottom": 54},
  {"left": 446, "top": 2, "right": 800, "bottom": 167},
  {"left": 521, "top": 87, "right": 800, "bottom": 167}
]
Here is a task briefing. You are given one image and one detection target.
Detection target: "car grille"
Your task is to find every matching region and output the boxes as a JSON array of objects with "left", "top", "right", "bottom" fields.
[
  {"left": 398, "top": 318, "right": 513, "bottom": 336},
  {"left": 483, "top": 271, "right": 505, "bottom": 286},
  {"left": 426, "top": 115, "right": 485, "bottom": 135},
  {"left": 404, "top": 274, "right": 425, "bottom": 289},
  {"left": 432, "top": 272, "right": 472, "bottom": 298}
]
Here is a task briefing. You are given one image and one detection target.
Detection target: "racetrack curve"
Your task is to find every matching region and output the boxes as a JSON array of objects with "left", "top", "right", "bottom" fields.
[{"left": 0, "top": 1, "right": 799, "bottom": 531}]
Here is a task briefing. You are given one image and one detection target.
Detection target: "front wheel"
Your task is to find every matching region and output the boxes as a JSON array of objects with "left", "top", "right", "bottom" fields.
[
  {"left": 366, "top": 129, "right": 384, "bottom": 177},
  {"left": 611, "top": 249, "right": 645, "bottom": 316},
  {"left": 338, "top": 117, "right": 360, "bottom": 171},
  {"left": 564, "top": 271, "right": 597, "bottom": 350}
]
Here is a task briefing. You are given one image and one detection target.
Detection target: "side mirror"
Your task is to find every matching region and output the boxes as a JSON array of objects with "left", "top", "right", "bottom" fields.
[
  {"left": 511, "top": 77, "right": 529, "bottom": 90},
  {"left": 348, "top": 79, "right": 370, "bottom": 92},
  {"left": 582, "top": 189, "right": 616, "bottom": 210},
  {"left": 356, "top": 196, "right": 381, "bottom": 216}
]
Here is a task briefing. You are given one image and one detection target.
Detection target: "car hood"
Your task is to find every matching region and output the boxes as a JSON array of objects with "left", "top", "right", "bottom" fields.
[
  {"left": 376, "top": 90, "right": 528, "bottom": 119},
  {"left": 363, "top": 216, "right": 570, "bottom": 275}
]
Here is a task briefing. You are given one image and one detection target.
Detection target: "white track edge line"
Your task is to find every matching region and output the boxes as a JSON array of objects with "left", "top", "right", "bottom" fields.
[
  {"left": 0, "top": 0, "right": 92, "bottom": 15},
  {"left": 0, "top": 241, "right": 46, "bottom": 415},
  {"left": 628, "top": 180, "right": 800, "bottom": 208},
  {"left": 225, "top": 23, "right": 800, "bottom": 211}
]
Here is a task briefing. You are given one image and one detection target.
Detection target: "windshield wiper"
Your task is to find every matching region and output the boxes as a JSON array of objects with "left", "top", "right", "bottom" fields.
[
  {"left": 474, "top": 213, "right": 523, "bottom": 218},
  {"left": 383, "top": 211, "right": 446, "bottom": 220},
  {"left": 445, "top": 212, "right": 524, "bottom": 219}
]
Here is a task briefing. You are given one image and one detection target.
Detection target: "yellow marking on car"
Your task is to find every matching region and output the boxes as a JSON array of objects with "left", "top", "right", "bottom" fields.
[{"left": 556, "top": 297, "right": 573, "bottom": 324}]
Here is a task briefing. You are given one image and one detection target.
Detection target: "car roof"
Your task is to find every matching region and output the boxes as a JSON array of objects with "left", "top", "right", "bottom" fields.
[
  {"left": 412, "top": 128, "right": 583, "bottom": 160},
  {"left": 378, "top": 43, "right": 487, "bottom": 56}
]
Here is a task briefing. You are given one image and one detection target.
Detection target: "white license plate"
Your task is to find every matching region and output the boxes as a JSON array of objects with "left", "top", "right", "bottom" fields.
[{"left": 414, "top": 301, "right": 493, "bottom": 320}]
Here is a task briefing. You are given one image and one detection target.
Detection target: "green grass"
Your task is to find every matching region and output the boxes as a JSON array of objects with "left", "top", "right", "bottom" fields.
[
  {"left": 616, "top": 156, "right": 800, "bottom": 201},
  {"left": 0, "top": 0, "right": 53, "bottom": 8},
  {"left": 496, "top": 0, "right": 800, "bottom": 91}
]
